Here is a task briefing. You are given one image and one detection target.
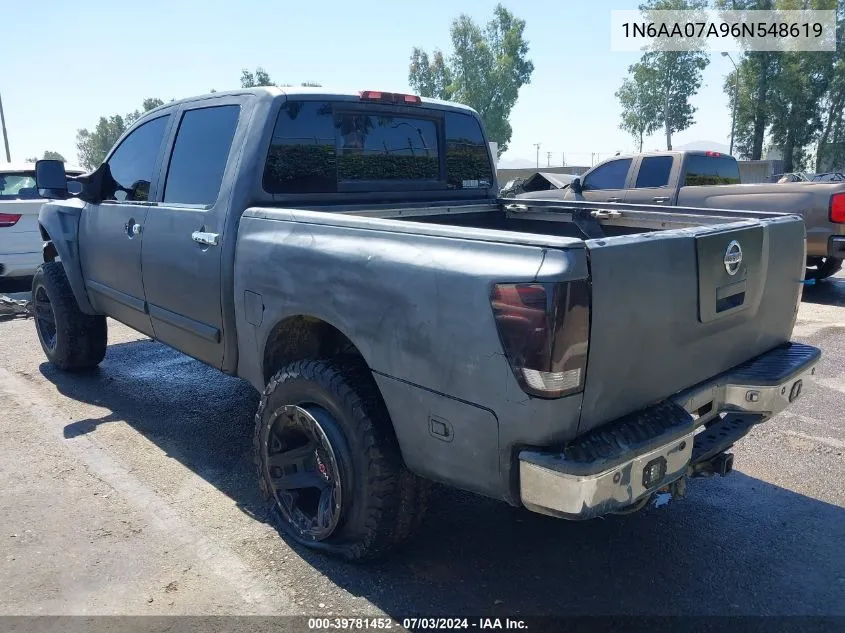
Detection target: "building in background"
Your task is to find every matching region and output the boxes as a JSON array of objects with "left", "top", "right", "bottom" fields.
[{"left": 737, "top": 159, "right": 785, "bottom": 183}]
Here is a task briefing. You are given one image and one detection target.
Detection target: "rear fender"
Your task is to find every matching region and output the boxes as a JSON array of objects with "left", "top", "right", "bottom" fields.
[{"left": 38, "top": 200, "right": 97, "bottom": 315}]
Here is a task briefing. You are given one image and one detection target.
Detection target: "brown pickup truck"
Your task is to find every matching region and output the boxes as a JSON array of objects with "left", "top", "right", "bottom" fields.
[{"left": 527, "top": 151, "right": 845, "bottom": 280}]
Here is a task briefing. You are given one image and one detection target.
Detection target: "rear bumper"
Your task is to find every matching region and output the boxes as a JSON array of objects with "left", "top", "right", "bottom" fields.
[
  {"left": 518, "top": 342, "right": 820, "bottom": 520},
  {"left": 828, "top": 235, "right": 845, "bottom": 259},
  {"left": 0, "top": 251, "right": 40, "bottom": 278}
]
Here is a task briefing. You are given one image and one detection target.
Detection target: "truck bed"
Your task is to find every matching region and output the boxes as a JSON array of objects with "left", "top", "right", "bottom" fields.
[
  {"left": 237, "top": 198, "right": 806, "bottom": 494},
  {"left": 363, "top": 198, "right": 805, "bottom": 432}
]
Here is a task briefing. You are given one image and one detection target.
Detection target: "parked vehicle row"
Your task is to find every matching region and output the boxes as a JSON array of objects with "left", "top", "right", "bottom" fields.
[
  {"left": 29, "top": 87, "right": 820, "bottom": 561},
  {"left": 520, "top": 151, "right": 845, "bottom": 280}
]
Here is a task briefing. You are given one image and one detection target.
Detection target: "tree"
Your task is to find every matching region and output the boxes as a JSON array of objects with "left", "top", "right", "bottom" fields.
[
  {"left": 25, "top": 150, "right": 66, "bottom": 163},
  {"left": 632, "top": 0, "right": 709, "bottom": 151},
  {"left": 240, "top": 67, "right": 322, "bottom": 89},
  {"left": 408, "top": 4, "right": 534, "bottom": 155},
  {"left": 75, "top": 98, "right": 163, "bottom": 170},
  {"left": 813, "top": 0, "right": 845, "bottom": 171},
  {"left": 816, "top": 57, "right": 845, "bottom": 170},
  {"left": 408, "top": 50, "right": 453, "bottom": 100},
  {"left": 720, "top": 51, "right": 780, "bottom": 160},
  {"left": 616, "top": 64, "right": 660, "bottom": 151},
  {"left": 762, "top": 0, "right": 835, "bottom": 170},
  {"left": 715, "top": 0, "right": 777, "bottom": 159},
  {"left": 769, "top": 51, "right": 829, "bottom": 171},
  {"left": 241, "top": 67, "right": 274, "bottom": 88},
  {"left": 716, "top": 0, "right": 838, "bottom": 167}
]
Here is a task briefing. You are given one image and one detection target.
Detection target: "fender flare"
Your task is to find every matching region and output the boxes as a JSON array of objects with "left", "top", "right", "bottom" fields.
[{"left": 38, "top": 201, "right": 97, "bottom": 315}]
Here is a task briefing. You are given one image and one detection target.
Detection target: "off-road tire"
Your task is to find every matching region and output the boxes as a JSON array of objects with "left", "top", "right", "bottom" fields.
[
  {"left": 806, "top": 257, "right": 843, "bottom": 281},
  {"left": 32, "top": 262, "right": 107, "bottom": 371},
  {"left": 254, "top": 359, "right": 429, "bottom": 562}
]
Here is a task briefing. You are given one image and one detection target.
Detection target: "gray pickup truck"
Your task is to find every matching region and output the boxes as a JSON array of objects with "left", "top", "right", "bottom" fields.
[
  {"left": 534, "top": 150, "right": 845, "bottom": 280},
  {"left": 32, "top": 88, "right": 820, "bottom": 561}
]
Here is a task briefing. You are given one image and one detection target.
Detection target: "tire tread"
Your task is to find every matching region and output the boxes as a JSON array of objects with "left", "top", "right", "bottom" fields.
[
  {"left": 253, "top": 358, "right": 428, "bottom": 562},
  {"left": 33, "top": 262, "right": 106, "bottom": 371}
]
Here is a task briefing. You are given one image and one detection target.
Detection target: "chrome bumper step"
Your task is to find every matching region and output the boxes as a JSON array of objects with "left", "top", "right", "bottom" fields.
[{"left": 519, "top": 343, "right": 820, "bottom": 520}]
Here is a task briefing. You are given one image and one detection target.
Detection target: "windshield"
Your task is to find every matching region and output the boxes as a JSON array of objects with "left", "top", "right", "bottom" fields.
[{"left": 0, "top": 172, "right": 38, "bottom": 200}]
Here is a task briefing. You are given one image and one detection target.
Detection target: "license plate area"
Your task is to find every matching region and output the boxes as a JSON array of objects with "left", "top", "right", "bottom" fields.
[{"left": 696, "top": 225, "right": 764, "bottom": 323}]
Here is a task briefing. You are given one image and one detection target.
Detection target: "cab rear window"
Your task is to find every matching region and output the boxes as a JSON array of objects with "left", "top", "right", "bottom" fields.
[
  {"left": 683, "top": 154, "right": 741, "bottom": 186},
  {"left": 335, "top": 113, "right": 440, "bottom": 183},
  {"left": 262, "top": 100, "right": 494, "bottom": 194}
]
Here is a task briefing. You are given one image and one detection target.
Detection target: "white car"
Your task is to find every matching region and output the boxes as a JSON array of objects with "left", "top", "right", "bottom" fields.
[{"left": 0, "top": 162, "right": 84, "bottom": 278}]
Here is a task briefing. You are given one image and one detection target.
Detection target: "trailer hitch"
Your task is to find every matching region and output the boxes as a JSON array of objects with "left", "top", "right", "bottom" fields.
[{"left": 689, "top": 452, "right": 735, "bottom": 478}]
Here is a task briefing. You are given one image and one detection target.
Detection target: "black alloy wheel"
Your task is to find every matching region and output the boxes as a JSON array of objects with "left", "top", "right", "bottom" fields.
[
  {"left": 33, "top": 284, "right": 58, "bottom": 352},
  {"left": 263, "top": 404, "right": 344, "bottom": 541}
]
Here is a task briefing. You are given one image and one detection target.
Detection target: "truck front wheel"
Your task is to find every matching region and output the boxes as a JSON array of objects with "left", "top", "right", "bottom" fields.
[
  {"left": 32, "top": 262, "right": 107, "bottom": 371},
  {"left": 254, "top": 359, "right": 428, "bottom": 562}
]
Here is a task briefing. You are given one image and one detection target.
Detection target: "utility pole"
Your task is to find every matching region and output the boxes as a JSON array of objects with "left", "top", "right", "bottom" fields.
[
  {"left": 534, "top": 143, "right": 541, "bottom": 168},
  {"left": 0, "top": 91, "right": 10, "bottom": 163},
  {"left": 722, "top": 52, "right": 739, "bottom": 157},
  {"left": 546, "top": 151, "right": 552, "bottom": 168},
  {"left": 562, "top": 152, "right": 566, "bottom": 167},
  {"left": 664, "top": 64, "right": 672, "bottom": 151}
]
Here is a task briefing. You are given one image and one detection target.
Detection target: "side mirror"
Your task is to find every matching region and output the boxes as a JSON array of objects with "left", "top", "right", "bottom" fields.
[
  {"left": 570, "top": 177, "right": 583, "bottom": 194},
  {"left": 35, "top": 160, "right": 69, "bottom": 199}
]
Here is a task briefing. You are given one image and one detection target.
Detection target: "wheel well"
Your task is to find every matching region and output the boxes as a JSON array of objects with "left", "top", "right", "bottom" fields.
[
  {"left": 39, "top": 225, "right": 58, "bottom": 262},
  {"left": 262, "top": 316, "right": 366, "bottom": 383}
]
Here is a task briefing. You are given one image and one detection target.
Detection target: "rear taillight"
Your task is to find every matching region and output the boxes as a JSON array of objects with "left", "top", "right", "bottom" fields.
[
  {"left": 0, "top": 213, "right": 21, "bottom": 227},
  {"left": 490, "top": 280, "right": 590, "bottom": 398},
  {"left": 830, "top": 193, "right": 845, "bottom": 223}
]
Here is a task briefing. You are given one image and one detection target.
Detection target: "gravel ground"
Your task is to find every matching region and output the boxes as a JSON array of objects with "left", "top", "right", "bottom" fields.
[{"left": 0, "top": 273, "right": 843, "bottom": 620}]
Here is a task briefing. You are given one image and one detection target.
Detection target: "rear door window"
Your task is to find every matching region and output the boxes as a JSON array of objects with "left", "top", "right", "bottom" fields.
[
  {"left": 163, "top": 105, "right": 240, "bottom": 206},
  {"left": 635, "top": 156, "right": 673, "bottom": 188},
  {"left": 582, "top": 158, "right": 632, "bottom": 191},
  {"left": 683, "top": 154, "right": 741, "bottom": 186}
]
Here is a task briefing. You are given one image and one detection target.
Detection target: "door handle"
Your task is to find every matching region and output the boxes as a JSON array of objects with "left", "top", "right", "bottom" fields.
[
  {"left": 124, "top": 220, "right": 141, "bottom": 237},
  {"left": 607, "top": 197, "right": 621, "bottom": 202},
  {"left": 192, "top": 231, "right": 219, "bottom": 246},
  {"left": 653, "top": 196, "right": 670, "bottom": 203}
]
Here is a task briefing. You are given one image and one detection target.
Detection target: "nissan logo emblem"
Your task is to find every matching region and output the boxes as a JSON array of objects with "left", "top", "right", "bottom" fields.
[{"left": 724, "top": 240, "right": 743, "bottom": 276}]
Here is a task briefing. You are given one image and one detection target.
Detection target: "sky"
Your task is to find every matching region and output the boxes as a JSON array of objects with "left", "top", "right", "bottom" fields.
[{"left": 4, "top": 0, "right": 739, "bottom": 169}]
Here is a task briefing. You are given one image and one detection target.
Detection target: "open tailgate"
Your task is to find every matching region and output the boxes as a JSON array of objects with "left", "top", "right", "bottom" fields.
[{"left": 578, "top": 214, "right": 806, "bottom": 434}]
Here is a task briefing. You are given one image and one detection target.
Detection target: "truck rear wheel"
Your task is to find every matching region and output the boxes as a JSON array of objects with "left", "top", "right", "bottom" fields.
[
  {"left": 806, "top": 257, "right": 843, "bottom": 280},
  {"left": 254, "top": 359, "right": 428, "bottom": 562},
  {"left": 32, "top": 262, "right": 107, "bottom": 371}
]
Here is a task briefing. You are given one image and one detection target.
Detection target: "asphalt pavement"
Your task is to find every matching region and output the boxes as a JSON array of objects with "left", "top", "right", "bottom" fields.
[{"left": 0, "top": 273, "right": 843, "bottom": 619}]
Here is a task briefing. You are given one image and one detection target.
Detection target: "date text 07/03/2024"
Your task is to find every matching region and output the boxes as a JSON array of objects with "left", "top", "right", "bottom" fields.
[{"left": 306, "top": 617, "right": 528, "bottom": 630}]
